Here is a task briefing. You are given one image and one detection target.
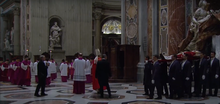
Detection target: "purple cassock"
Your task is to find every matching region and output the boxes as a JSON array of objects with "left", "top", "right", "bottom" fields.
[
  {"left": 22, "top": 60, "right": 31, "bottom": 86},
  {"left": 15, "top": 62, "right": 26, "bottom": 86}
]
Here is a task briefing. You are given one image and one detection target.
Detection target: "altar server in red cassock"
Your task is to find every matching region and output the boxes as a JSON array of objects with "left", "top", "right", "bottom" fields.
[
  {"left": 9, "top": 58, "right": 16, "bottom": 84},
  {"left": 68, "top": 59, "right": 75, "bottom": 80},
  {"left": 50, "top": 58, "right": 57, "bottom": 80},
  {"left": 85, "top": 57, "right": 92, "bottom": 83},
  {"left": 60, "top": 59, "right": 68, "bottom": 82},
  {"left": 1, "top": 59, "right": 10, "bottom": 82},
  {"left": 15, "top": 58, "right": 25, "bottom": 87},
  {"left": 0, "top": 57, "right": 3, "bottom": 81},
  {"left": 73, "top": 53, "right": 87, "bottom": 94},
  {"left": 21, "top": 55, "right": 32, "bottom": 86},
  {"left": 33, "top": 59, "right": 39, "bottom": 83}
]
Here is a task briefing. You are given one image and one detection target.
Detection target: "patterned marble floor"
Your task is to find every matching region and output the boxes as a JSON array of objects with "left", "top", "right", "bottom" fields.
[{"left": 0, "top": 73, "right": 219, "bottom": 104}]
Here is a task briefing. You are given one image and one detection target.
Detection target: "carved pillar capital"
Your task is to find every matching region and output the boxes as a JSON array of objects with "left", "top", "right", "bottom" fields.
[
  {"left": 13, "top": 7, "right": 20, "bottom": 16},
  {"left": 94, "top": 8, "right": 102, "bottom": 20}
]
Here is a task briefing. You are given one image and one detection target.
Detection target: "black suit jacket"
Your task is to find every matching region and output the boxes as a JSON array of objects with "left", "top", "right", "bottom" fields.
[
  {"left": 95, "top": 59, "right": 112, "bottom": 82},
  {"left": 169, "top": 60, "right": 181, "bottom": 80},
  {"left": 152, "top": 61, "right": 162, "bottom": 83},
  {"left": 37, "top": 60, "right": 48, "bottom": 79},
  {"left": 209, "top": 58, "right": 219, "bottom": 76},
  {"left": 160, "top": 61, "right": 168, "bottom": 83},
  {"left": 143, "top": 61, "right": 153, "bottom": 85},
  {"left": 182, "top": 60, "right": 192, "bottom": 80}
]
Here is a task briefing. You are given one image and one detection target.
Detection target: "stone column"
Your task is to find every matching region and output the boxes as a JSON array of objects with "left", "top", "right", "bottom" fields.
[
  {"left": 152, "top": 0, "right": 159, "bottom": 55},
  {"left": 121, "top": 0, "right": 126, "bottom": 44},
  {"left": 0, "top": 14, "right": 7, "bottom": 56},
  {"left": 94, "top": 8, "right": 102, "bottom": 50},
  {"left": 137, "top": 0, "right": 148, "bottom": 83},
  {"left": 13, "top": 7, "right": 20, "bottom": 55}
]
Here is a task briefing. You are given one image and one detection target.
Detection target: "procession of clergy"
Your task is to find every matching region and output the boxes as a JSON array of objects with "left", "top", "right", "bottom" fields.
[
  {"left": 0, "top": 53, "right": 112, "bottom": 98},
  {"left": 143, "top": 51, "right": 219, "bottom": 99}
]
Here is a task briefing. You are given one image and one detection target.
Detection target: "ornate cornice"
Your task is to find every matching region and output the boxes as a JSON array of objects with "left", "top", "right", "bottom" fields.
[{"left": 13, "top": 7, "right": 20, "bottom": 15}]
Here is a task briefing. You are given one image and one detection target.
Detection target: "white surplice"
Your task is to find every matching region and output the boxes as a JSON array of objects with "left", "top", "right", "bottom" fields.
[
  {"left": 33, "top": 62, "right": 38, "bottom": 76},
  {"left": 50, "top": 61, "right": 57, "bottom": 74},
  {"left": 60, "top": 63, "right": 68, "bottom": 76},
  {"left": 85, "top": 60, "right": 91, "bottom": 75},
  {"left": 73, "top": 58, "right": 87, "bottom": 81}
]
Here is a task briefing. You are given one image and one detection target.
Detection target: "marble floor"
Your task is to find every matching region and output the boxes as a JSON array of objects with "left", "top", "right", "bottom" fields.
[{"left": 0, "top": 73, "right": 220, "bottom": 104}]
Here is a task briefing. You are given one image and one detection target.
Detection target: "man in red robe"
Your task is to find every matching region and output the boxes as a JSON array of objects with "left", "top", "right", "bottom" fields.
[
  {"left": 21, "top": 55, "right": 31, "bottom": 86},
  {"left": 1, "top": 59, "right": 10, "bottom": 82},
  {"left": 91, "top": 55, "right": 106, "bottom": 93}
]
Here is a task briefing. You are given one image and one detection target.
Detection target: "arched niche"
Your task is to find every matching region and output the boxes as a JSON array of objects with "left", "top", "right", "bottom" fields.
[{"left": 48, "top": 15, "right": 65, "bottom": 50}]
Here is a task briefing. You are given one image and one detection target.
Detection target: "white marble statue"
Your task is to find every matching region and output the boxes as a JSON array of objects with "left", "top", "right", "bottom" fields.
[
  {"left": 186, "top": 0, "right": 211, "bottom": 51},
  {"left": 49, "top": 22, "right": 62, "bottom": 50},
  {"left": 5, "top": 30, "right": 10, "bottom": 40},
  {"left": 4, "top": 38, "right": 10, "bottom": 50},
  {"left": 10, "top": 27, "right": 14, "bottom": 45}
]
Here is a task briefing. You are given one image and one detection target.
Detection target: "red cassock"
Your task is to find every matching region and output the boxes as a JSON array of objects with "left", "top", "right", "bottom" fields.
[
  {"left": 0, "top": 63, "right": 2, "bottom": 81},
  {"left": 91, "top": 58, "right": 106, "bottom": 90},
  {"left": 2, "top": 63, "right": 9, "bottom": 82}
]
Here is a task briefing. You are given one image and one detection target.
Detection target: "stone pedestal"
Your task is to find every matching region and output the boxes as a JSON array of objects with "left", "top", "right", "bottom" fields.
[{"left": 51, "top": 50, "right": 65, "bottom": 65}]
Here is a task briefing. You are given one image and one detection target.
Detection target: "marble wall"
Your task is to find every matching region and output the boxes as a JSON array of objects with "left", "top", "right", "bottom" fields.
[
  {"left": 29, "top": 0, "right": 92, "bottom": 58},
  {"left": 159, "top": 0, "right": 168, "bottom": 55},
  {"left": 147, "top": 0, "right": 153, "bottom": 57},
  {"left": 125, "top": 0, "right": 138, "bottom": 45},
  {"left": 167, "top": 0, "right": 185, "bottom": 55}
]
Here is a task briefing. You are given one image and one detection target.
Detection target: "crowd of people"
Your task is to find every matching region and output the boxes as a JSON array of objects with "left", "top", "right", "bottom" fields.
[
  {"left": 143, "top": 51, "right": 219, "bottom": 99},
  {"left": 0, "top": 53, "right": 112, "bottom": 98}
]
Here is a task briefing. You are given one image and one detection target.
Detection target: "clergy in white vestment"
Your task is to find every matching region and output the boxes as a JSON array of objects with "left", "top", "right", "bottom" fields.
[
  {"left": 46, "top": 60, "right": 52, "bottom": 85},
  {"left": 21, "top": 56, "right": 32, "bottom": 86},
  {"left": 33, "top": 59, "right": 39, "bottom": 83},
  {"left": 60, "top": 59, "right": 68, "bottom": 82},
  {"left": 50, "top": 58, "right": 57, "bottom": 80},
  {"left": 85, "top": 57, "right": 92, "bottom": 83},
  {"left": 73, "top": 53, "right": 87, "bottom": 94}
]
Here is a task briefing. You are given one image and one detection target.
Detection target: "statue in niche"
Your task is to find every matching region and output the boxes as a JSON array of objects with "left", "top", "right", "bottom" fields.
[
  {"left": 10, "top": 27, "right": 14, "bottom": 45},
  {"left": 5, "top": 30, "right": 10, "bottom": 40},
  {"left": 4, "top": 38, "right": 10, "bottom": 50},
  {"left": 178, "top": 0, "right": 220, "bottom": 52},
  {"left": 49, "top": 22, "right": 62, "bottom": 50}
]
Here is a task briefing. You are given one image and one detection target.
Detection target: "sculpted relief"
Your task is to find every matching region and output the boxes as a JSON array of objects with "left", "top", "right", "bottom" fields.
[
  {"left": 49, "top": 22, "right": 62, "bottom": 50},
  {"left": 178, "top": 0, "right": 220, "bottom": 52}
]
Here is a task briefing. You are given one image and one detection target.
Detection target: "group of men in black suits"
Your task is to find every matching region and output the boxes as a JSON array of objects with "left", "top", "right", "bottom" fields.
[{"left": 143, "top": 51, "right": 219, "bottom": 99}]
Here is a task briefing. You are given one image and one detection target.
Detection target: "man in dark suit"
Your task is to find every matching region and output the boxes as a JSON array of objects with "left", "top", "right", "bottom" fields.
[
  {"left": 181, "top": 53, "right": 192, "bottom": 98},
  {"left": 194, "top": 52, "right": 208, "bottom": 97},
  {"left": 34, "top": 55, "right": 48, "bottom": 97},
  {"left": 143, "top": 56, "right": 153, "bottom": 95},
  {"left": 168, "top": 54, "right": 181, "bottom": 99},
  {"left": 96, "top": 54, "right": 112, "bottom": 98},
  {"left": 149, "top": 55, "right": 162, "bottom": 99},
  {"left": 160, "top": 54, "right": 169, "bottom": 96},
  {"left": 208, "top": 51, "right": 219, "bottom": 96}
]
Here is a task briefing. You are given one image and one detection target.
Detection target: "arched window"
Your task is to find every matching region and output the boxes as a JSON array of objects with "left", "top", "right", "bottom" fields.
[{"left": 102, "top": 20, "right": 121, "bottom": 34}]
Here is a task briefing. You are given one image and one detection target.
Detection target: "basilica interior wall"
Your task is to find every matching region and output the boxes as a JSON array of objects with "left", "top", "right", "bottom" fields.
[
  {"left": 167, "top": 0, "right": 185, "bottom": 55},
  {"left": 29, "top": 0, "right": 92, "bottom": 59}
]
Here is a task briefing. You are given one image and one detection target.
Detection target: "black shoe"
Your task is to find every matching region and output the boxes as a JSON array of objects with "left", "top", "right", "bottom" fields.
[
  {"left": 168, "top": 96, "right": 173, "bottom": 99},
  {"left": 34, "top": 94, "right": 41, "bottom": 97},
  {"left": 147, "top": 97, "right": 153, "bottom": 99},
  {"left": 155, "top": 97, "right": 162, "bottom": 99},
  {"left": 100, "top": 96, "right": 104, "bottom": 98},
  {"left": 109, "top": 95, "right": 111, "bottom": 98},
  {"left": 41, "top": 94, "right": 48, "bottom": 96}
]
